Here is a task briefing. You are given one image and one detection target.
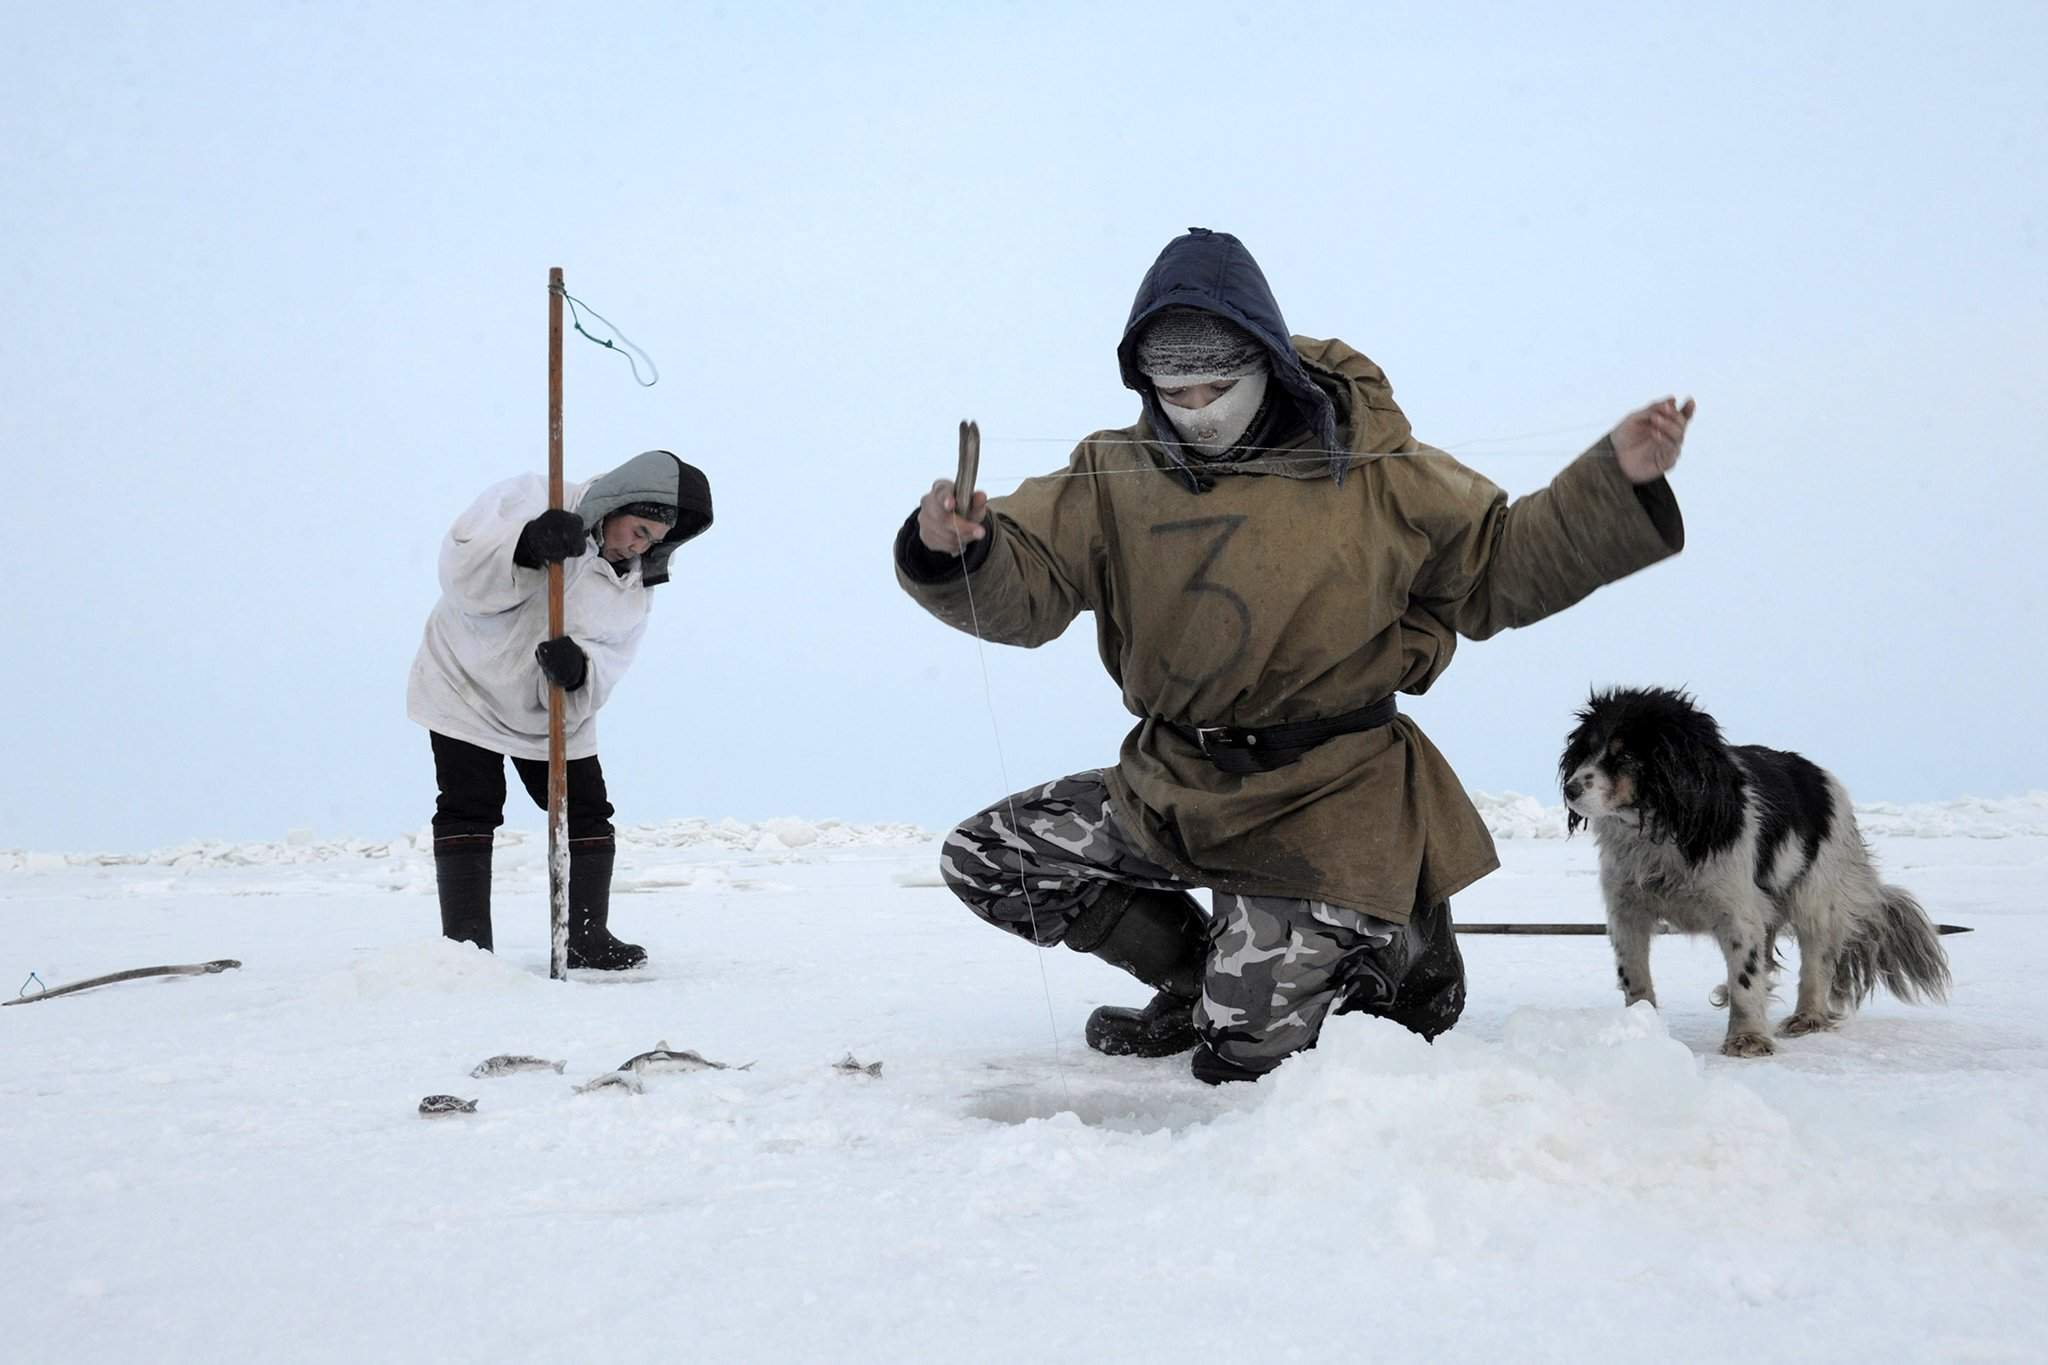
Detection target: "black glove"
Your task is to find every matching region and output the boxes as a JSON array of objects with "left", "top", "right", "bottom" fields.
[
  {"left": 513, "top": 509, "right": 589, "bottom": 568},
  {"left": 535, "top": 636, "right": 589, "bottom": 692}
]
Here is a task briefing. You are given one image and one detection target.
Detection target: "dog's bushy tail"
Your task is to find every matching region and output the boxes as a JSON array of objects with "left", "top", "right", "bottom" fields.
[{"left": 1833, "top": 885, "right": 1951, "bottom": 1007}]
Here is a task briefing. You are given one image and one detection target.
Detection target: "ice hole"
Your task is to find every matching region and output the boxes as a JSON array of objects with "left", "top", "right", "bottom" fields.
[{"left": 964, "top": 1084, "right": 1223, "bottom": 1134}]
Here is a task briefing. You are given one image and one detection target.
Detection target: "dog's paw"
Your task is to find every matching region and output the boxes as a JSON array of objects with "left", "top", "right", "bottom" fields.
[
  {"left": 1778, "top": 1011, "right": 1839, "bottom": 1037},
  {"left": 1720, "top": 1032, "right": 1778, "bottom": 1059}
]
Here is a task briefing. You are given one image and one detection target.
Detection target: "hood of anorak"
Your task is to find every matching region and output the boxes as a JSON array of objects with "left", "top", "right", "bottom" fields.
[
  {"left": 1118, "top": 228, "right": 1347, "bottom": 489},
  {"left": 576, "top": 450, "right": 713, "bottom": 587}
]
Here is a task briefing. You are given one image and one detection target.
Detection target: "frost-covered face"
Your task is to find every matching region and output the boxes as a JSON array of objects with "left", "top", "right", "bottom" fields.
[
  {"left": 1152, "top": 367, "right": 1270, "bottom": 457},
  {"left": 1156, "top": 379, "right": 1239, "bottom": 410},
  {"left": 599, "top": 514, "right": 670, "bottom": 564}
]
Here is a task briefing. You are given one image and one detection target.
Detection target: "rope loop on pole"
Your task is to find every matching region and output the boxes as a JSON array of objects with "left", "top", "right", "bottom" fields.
[{"left": 548, "top": 279, "right": 660, "bottom": 387}]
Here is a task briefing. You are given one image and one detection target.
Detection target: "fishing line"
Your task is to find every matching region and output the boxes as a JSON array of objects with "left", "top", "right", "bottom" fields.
[
  {"left": 967, "top": 425, "right": 1633, "bottom": 487},
  {"left": 1439, "top": 419, "right": 1618, "bottom": 449},
  {"left": 983, "top": 437, "right": 1589, "bottom": 458},
  {"left": 972, "top": 448, "right": 1594, "bottom": 486},
  {"left": 955, "top": 536, "right": 1076, "bottom": 1109}
]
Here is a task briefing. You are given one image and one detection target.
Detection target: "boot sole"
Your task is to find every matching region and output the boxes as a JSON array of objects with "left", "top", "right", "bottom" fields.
[{"left": 566, "top": 953, "right": 648, "bottom": 972}]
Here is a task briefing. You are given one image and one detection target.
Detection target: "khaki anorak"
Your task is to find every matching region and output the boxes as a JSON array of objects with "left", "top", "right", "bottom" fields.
[{"left": 897, "top": 338, "right": 1683, "bottom": 922}]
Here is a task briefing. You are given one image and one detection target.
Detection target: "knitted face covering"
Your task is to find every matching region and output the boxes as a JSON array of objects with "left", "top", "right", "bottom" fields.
[
  {"left": 611, "top": 501, "right": 678, "bottom": 527},
  {"left": 1135, "top": 308, "right": 1267, "bottom": 381}
]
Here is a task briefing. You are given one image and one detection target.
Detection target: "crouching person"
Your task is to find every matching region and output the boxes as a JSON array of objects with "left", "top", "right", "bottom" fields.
[
  {"left": 408, "top": 450, "right": 712, "bottom": 968},
  {"left": 935, "top": 775, "right": 1470, "bottom": 1085},
  {"left": 894, "top": 228, "right": 1689, "bottom": 1083}
]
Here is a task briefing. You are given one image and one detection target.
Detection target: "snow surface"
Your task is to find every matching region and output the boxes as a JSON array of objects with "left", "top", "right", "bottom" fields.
[{"left": 3, "top": 796, "right": 2044, "bottom": 1362}]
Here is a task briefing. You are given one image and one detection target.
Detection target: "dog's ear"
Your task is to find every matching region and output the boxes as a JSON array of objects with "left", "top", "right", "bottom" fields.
[
  {"left": 1559, "top": 699, "right": 1604, "bottom": 785},
  {"left": 1642, "top": 722, "right": 1744, "bottom": 860},
  {"left": 1559, "top": 700, "right": 1610, "bottom": 839}
]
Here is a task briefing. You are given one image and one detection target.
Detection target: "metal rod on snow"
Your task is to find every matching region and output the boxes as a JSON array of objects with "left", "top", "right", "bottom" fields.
[
  {"left": 547, "top": 268, "right": 570, "bottom": 981},
  {"left": 1452, "top": 923, "right": 1974, "bottom": 936},
  {"left": 1, "top": 960, "right": 242, "bottom": 1006}
]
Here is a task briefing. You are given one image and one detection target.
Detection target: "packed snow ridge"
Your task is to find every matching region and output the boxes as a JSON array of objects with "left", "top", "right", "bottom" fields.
[{"left": 4, "top": 793, "right": 2044, "bottom": 872}]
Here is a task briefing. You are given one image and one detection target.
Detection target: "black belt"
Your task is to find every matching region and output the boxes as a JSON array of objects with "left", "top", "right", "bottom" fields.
[{"left": 1160, "top": 696, "right": 1400, "bottom": 774}]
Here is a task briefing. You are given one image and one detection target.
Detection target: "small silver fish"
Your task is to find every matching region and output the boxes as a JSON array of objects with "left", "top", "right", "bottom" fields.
[
  {"left": 574, "top": 1071, "right": 645, "bottom": 1096},
  {"left": 419, "top": 1094, "right": 478, "bottom": 1116},
  {"left": 470, "top": 1054, "right": 568, "bottom": 1079},
  {"left": 617, "top": 1040, "right": 748, "bottom": 1075},
  {"left": 833, "top": 1053, "right": 883, "bottom": 1078}
]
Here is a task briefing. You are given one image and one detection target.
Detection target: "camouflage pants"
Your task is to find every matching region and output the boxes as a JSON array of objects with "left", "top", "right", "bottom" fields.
[{"left": 940, "top": 771, "right": 1464, "bottom": 1075}]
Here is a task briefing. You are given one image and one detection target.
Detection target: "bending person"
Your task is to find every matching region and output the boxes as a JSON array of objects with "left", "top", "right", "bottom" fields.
[{"left": 409, "top": 450, "right": 712, "bottom": 968}]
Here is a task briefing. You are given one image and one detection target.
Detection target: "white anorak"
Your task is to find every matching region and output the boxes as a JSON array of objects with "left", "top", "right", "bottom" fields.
[{"left": 407, "top": 474, "right": 654, "bottom": 760}]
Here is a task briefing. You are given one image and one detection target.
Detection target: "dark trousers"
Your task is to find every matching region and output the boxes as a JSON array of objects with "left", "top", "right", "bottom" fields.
[{"left": 429, "top": 732, "right": 616, "bottom": 852}]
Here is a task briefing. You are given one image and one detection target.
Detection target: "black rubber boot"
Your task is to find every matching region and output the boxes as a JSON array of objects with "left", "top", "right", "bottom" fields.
[
  {"left": 1383, "top": 900, "right": 1466, "bottom": 1041},
  {"left": 1189, "top": 1041, "right": 1265, "bottom": 1086},
  {"left": 434, "top": 837, "right": 494, "bottom": 952},
  {"left": 565, "top": 843, "right": 647, "bottom": 971},
  {"left": 1067, "top": 886, "right": 1208, "bottom": 1058},
  {"left": 1334, "top": 899, "right": 1466, "bottom": 1041}
]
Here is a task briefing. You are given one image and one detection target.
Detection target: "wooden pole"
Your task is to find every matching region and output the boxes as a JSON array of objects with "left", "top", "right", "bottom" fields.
[{"left": 547, "top": 268, "right": 569, "bottom": 980}]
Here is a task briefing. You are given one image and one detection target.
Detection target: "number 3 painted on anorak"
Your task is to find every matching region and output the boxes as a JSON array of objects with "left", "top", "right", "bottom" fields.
[{"left": 1150, "top": 514, "right": 1250, "bottom": 688}]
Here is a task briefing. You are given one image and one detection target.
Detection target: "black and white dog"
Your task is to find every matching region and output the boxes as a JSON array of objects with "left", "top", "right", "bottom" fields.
[{"left": 1559, "top": 687, "right": 1949, "bottom": 1057}]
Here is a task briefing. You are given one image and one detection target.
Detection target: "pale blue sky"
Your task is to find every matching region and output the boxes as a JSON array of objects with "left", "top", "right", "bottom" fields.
[{"left": 3, "top": 1, "right": 2042, "bottom": 850}]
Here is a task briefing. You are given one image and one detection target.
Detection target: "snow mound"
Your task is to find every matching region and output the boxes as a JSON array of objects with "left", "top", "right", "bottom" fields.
[
  {"left": 1234, "top": 1005, "right": 1788, "bottom": 1198},
  {"left": 315, "top": 937, "right": 543, "bottom": 1002},
  {"left": 1470, "top": 790, "right": 1570, "bottom": 839}
]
